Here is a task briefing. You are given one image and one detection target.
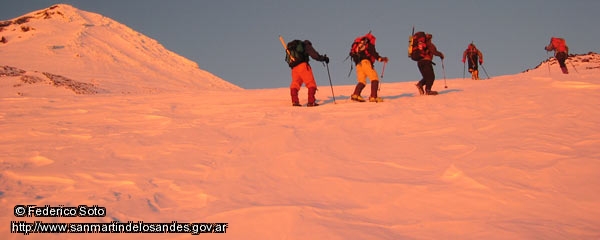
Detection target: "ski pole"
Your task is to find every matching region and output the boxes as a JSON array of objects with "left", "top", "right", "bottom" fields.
[
  {"left": 546, "top": 51, "right": 551, "bottom": 75},
  {"left": 379, "top": 61, "right": 387, "bottom": 92},
  {"left": 441, "top": 59, "right": 448, "bottom": 88},
  {"left": 324, "top": 60, "right": 336, "bottom": 104},
  {"left": 480, "top": 64, "right": 490, "bottom": 79},
  {"left": 345, "top": 55, "right": 354, "bottom": 78},
  {"left": 463, "top": 61, "right": 466, "bottom": 79},
  {"left": 565, "top": 48, "right": 579, "bottom": 73},
  {"left": 568, "top": 58, "right": 579, "bottom": 73}
]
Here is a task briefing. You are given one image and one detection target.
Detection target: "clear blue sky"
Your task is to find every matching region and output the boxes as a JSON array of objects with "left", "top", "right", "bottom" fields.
[{"left": 2, "top": 0, "right": 598, "bottom": 89}]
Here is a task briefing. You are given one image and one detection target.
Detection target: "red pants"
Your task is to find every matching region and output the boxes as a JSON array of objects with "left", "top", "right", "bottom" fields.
[
  {"left": 290, "top": 62, "right": 317, "bottom": 89},
  {"left": 290, "top": 62, "right": 318, "bottom": 104}
]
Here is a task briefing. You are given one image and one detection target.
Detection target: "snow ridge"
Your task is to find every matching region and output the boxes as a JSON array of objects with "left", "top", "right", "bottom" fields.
[
  {"left": 525, "top": 52, "right": 600, "bottom": 73},
  {"left": 0, "top": 4, "right": 241, "bottom": 96}
]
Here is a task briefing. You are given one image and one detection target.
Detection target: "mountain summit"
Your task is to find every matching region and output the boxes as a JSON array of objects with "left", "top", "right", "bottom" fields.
[{"left": 0, "top": 4, "right": 240, "bottom": 95}]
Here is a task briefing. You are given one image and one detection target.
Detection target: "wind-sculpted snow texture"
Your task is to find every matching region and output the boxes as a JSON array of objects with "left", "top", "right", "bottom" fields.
[{"left": 1, "top": 4, "right": 599, "bottom": 240}]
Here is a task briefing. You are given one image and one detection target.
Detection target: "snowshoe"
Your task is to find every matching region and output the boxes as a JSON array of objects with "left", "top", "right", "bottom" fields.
[
  {"left": 426, "top": 90, "right": 438, "bottom": 96},
  {"left": 369, "top": 97, "right": 383, "bottom": 102},
  {"left": 351, "top": 94, "right": 366, "bottom": 102}
]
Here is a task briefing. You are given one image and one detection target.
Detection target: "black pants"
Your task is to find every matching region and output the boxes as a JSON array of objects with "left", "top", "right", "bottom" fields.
[
  {"left": 417, "top": 60, "right": 435, "bottom": 92},
  {"left": 467, "top": 54, "right": 479, "bottom": 71},
  {"left": 556, "top": 52, "right": 567, "bottom": 68}
]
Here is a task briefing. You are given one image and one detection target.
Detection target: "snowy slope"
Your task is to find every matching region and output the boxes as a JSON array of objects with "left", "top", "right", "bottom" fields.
[
  {"left": 0, "top": 4, "right": 240, "bottom": 95},
  {"left": 1, "top": 4, "right": 600, "bottom": 240},
  {"left": 1, "top": 53, "right": 599, "bottom": 239}
]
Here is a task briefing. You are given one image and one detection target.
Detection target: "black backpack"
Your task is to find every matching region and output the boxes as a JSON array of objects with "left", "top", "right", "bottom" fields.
[{"left": 286, "top": 40, "right": 308, "bottom": 66}]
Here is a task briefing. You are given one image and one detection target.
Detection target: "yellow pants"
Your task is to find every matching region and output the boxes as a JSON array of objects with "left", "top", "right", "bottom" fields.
[{"left": 355, "top": 59, "right": 379, "bottom": 84}]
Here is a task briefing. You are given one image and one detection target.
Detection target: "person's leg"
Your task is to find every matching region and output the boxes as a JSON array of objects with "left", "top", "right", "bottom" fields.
[
  {"left": 556, "top": 52, "right": 568, "bottom": 74},
  {"left": 352, "top": 60, "right": 369, "bottom": 101},
  {"left": 298, "top": 63, "right": 319, "bottom": 105},
  {"left": 290, "top": 66, "right": 303, "bottom": 106},
  {"left": 416, "top": 62, "right": 427, "bottom": 95},
  {"left": 421, "top": 61, "right": 436, "bottom": 94}
]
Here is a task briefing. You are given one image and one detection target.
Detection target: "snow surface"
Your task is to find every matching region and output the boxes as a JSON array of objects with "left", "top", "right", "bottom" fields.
[
  {"left": 0, "top": 4, "right": 240, "bottom": 94},
  {"left": 1, "top": 4, "right": 600, "bottom": 240}
]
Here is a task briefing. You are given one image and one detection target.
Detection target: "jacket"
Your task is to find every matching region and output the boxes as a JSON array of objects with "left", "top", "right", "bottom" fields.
[
  {"left": 545, "top": 37, "right": 569, "bottom": 56},
  {"left": 352, "top": 41, "right": 382, "bottom": 65},
  {"left": 462, "top": 46, "right": 483, "bottom": 63},
  {"left": 288, "top": 40, "right": 327, "bottom": 69}
]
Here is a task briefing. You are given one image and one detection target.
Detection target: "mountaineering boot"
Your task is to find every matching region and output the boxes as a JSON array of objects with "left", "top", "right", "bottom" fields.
[
  {"left": 369, "top": 97, "right": 383, "bottom": 102},
  {"left": 415, "top": 83, "right": 425, "bottom": 95},
  {"left": 291, "top": 88, "right": 301, "bottom": 106},
  {"left": 561, "top": 66, "right": 569, "bottom": 74},
  {"left": 369, "top": 80, "right": 383, "bottom": 102},
  {"left": 351, "top": 95, "right": 365, "bottom": 102},
  {"left": 468, "top": 68, "right": 474, "bottom": 80},
  {"left": 307, "top": 87, "right": 318, "bottom": 107},
  {"left": 351, "top": 83, "right": 366, "bottom": 102},
  {"left": 426, "top": 90, "right": 438, "bottom": 96}
]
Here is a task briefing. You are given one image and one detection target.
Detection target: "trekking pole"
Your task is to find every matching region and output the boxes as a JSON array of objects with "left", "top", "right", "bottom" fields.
[
  {"left": 480, "top": 64, "right": 491, "bottom": 79},
  {"left": 568, "top": 58, "right": 579, "bottom": 73},
  {"left": 324, "top": 60, "right": 337, "bottom": 104},
  {"left": 379, "top": 61, "right": 387, "bottom": 91},
  {"left": 441, "top": 59, "right": 448, "bottom": 88},
  {"left": 566, "top": 49, "right": 579, "bottom": 74},
  {"left": 546, "top": 51, "right": 551, "bottom": 75},
  {"left": 463, "top": 62, "right": 466, "bottom": 79}
]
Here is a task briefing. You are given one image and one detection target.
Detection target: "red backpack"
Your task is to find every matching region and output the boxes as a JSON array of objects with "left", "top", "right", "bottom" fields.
[
  {"left": 349, "top": 32, "right": 377, "bottom": 64},
  {"left": 551, "top": 37, "right": 567, "bottom": 52},
  {"left": 408, "top": 31, "right": 427, "bottom": 61}
]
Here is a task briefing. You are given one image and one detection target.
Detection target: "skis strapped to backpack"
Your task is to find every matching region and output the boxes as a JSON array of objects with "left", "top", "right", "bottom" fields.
[
  {"left": 280, "top": 36, "right": 307, "bottom": 67},
  {"left": 286, "top": 40, "right": 306, "bottom": 65},
  {"left": 279, "top": 35, "right": 293, "bottom": 61},
  {"left": 409, "top": 30, "right": 427, "bottom": 61},
  {"left": 408, "top": 26, "right": 414, "bottom": 58}
]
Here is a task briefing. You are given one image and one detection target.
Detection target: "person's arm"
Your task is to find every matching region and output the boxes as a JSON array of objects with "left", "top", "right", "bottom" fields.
[{"left": 304, "top": 40, "right": 328, "bottom": 62}]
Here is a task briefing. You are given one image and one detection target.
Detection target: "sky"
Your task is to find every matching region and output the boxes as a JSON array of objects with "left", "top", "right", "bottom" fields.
[
  {"left": 1, "top": 0, "right": 599, "bottom": 89},
  {"left": 1, "top": 3, "right": 600, "bottom": 239}
]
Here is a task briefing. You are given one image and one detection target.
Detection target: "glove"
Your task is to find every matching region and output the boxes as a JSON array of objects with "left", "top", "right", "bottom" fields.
[
  {"left": 440, "top": 53, "right": 445, "bottom": 60},
  {"left": 479, "top": 60, "right": 483, "bottom": 65},
  {"left": 380, "top": 57, "right": 389, "bottom": 63},
  {"left": 462, "top": 59, "right": 465, "bottom": 63},
  {"left": 323, "top": 55, "right": 329, "bottom": 64}
]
